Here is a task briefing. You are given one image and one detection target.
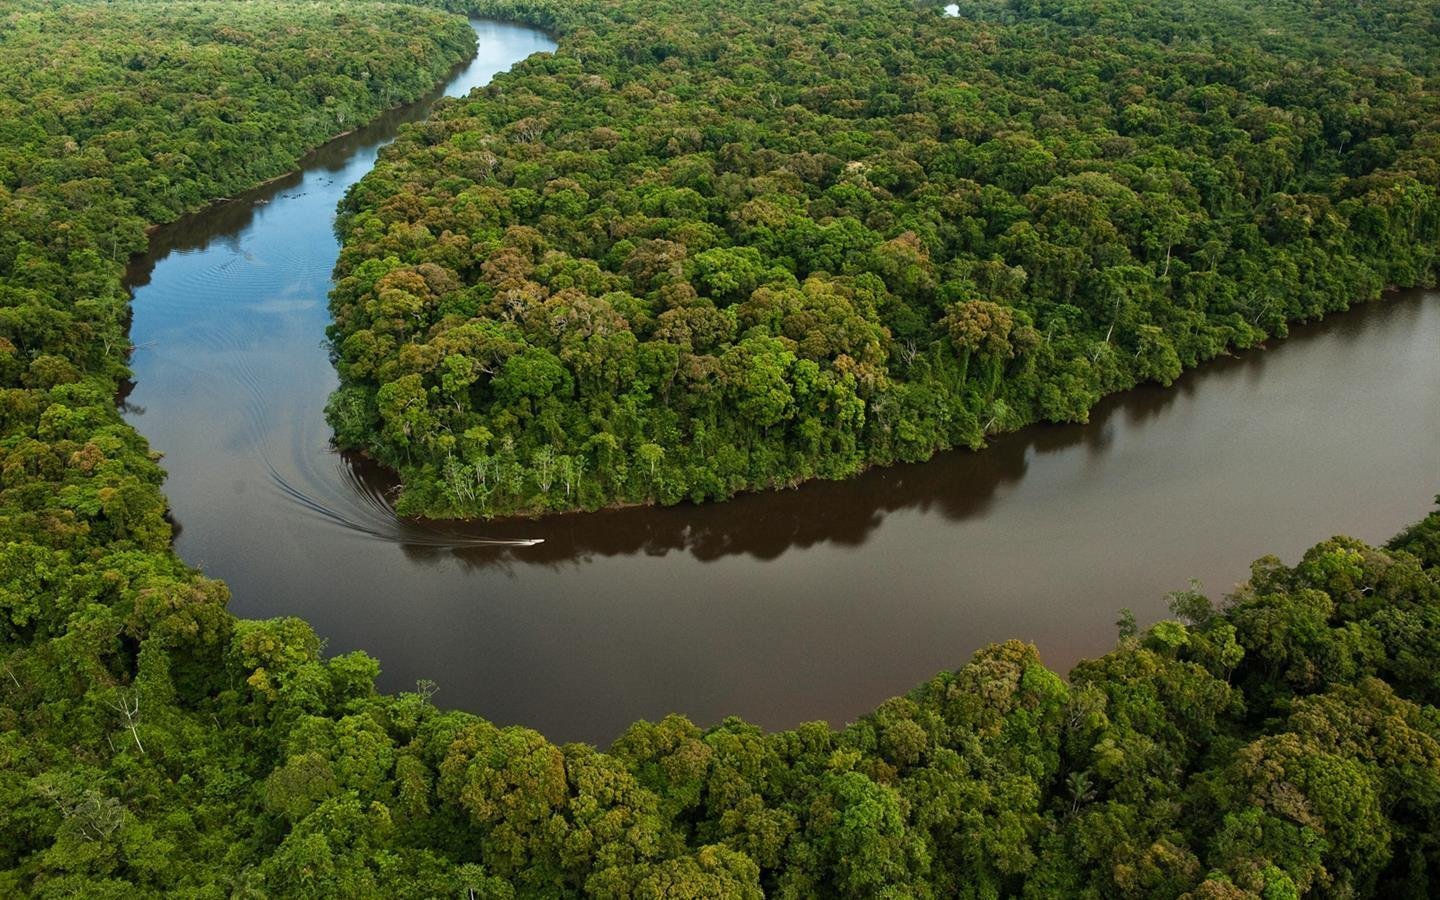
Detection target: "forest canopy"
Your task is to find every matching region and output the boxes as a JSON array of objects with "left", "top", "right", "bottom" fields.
[
  {"left": 0, "top": 0, "right": 1438, "bottom": 896},
  {"left": 0, "top": 2, "right": 479, "bottom": 886},
  {"left": 4, "top": 485, "right": 1440, "bottom": 895},
  {"left": 328, "top": 0, "right": 1439, "bottom": 516}
]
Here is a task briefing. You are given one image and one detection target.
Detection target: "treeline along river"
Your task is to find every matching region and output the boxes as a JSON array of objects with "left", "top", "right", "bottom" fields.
[{"left": 121, "top": 20, "right": 1440, "bottom": 744}]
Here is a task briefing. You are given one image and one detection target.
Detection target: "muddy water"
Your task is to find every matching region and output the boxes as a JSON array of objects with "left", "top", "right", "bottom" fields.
[{"left": 122, "top": 23, "right": 1440, "bottom": 746}]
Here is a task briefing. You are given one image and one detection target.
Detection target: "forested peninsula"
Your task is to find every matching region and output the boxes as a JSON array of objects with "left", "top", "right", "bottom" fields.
[
  {"left": 2, "top": 0, "right": 1439, "bottom": 896},
  {"left": 329, "top": 0, "right": 1438, "bottom": 517}
]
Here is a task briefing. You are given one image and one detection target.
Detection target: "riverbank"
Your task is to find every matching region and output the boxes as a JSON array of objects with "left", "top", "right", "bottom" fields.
[
  {"left": 327, "top": 0, "right": 1440, "bottom": 525},
  {"left": 134, "top": 32, "right": 486, "bottom": 241},
  {"left": 372, "top": 280, "right": 1430, "bottom": 526},
  {"left": 7, "top": 2, "right": 1440, "bottom": 891}
]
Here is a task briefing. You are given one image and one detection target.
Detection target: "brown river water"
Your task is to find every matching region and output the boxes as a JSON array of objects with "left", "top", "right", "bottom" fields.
[{"left": 122, "top": 20, "right": 1440, "bottom": 744}]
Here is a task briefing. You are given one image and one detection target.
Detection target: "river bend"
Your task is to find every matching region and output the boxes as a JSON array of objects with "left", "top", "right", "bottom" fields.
[{"left": 123, "top": 19, "right": 1440, "bottom": 744}]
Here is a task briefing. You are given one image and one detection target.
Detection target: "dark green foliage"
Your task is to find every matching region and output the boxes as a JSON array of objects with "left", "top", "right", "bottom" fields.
[
  {"left": 330, "top": 0, "right": 1438, "bottom": 516},
  {"left": 3, "top": 0, "right": 1440, "bottom": 895},
  {"left": 8, "top": 502, "right": 1440, "bottom": 895}
]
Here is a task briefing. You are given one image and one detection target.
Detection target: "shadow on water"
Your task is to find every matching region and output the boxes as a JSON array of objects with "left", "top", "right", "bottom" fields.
[
  {"left": 126, "top": 54, "right": 484, "bottom": 289},
  {"left": 354, "top": 293, "right": 1428, "bottom": 571},
  {"left": 117, "top": 21, "right": 1440, "bottom": 744}
]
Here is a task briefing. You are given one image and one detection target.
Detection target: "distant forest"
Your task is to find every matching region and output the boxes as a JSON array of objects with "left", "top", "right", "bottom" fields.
[
  {"left": 0, "top": 0, "right": 1437, "bottom": 896},
  {"left": 329, "top": 0, "right": 1437, "bottom": 516}
]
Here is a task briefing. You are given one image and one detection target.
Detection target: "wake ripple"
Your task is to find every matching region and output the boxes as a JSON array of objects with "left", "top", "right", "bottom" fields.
[{"left": 261, "top": 451, "right": 543, "bottom": 548}]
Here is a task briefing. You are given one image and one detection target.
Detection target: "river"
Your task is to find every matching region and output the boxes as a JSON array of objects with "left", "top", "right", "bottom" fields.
[{"left": 122, "top": 19, "right": 1440, "bottom": 745}]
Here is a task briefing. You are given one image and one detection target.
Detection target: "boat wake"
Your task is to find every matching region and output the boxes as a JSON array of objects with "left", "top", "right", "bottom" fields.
[{"left": 260, "top": 437, "right": 542, "bottom": 549}]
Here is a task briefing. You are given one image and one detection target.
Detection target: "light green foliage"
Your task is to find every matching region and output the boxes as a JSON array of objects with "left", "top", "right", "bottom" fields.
[
  {"left": 331, "top": 0, "right": 1439, "bottom": 517},
  {"left": 6, "top": 506, "right": 1440, "bottom": 894},
  {"left": 3, "top": 0, "right": 1440, "bottom": 895}
]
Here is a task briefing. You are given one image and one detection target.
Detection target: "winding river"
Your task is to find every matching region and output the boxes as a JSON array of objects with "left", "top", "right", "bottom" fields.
[{"left": 123, "top": 20, "right": 1440, "bottom": 745}]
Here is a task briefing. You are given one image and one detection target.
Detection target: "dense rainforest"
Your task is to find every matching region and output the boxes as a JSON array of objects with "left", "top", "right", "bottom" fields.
[
  {"left": 328, "top": 0, "right": 1439, "bottom": 516},
  {"left": 1, "top": 0, "right": 1439, "bottom": 896},
  {"left": 6, "top": 482, "right": 1440, "bottom": 896},
  {"left": 0, "top": 0, "right": 477, "bottom": 575}
]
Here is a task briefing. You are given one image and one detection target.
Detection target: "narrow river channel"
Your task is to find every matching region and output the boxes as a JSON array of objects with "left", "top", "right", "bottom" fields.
[{"left": 123, "top": 19, "right": 1440, "bottom": 745}]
